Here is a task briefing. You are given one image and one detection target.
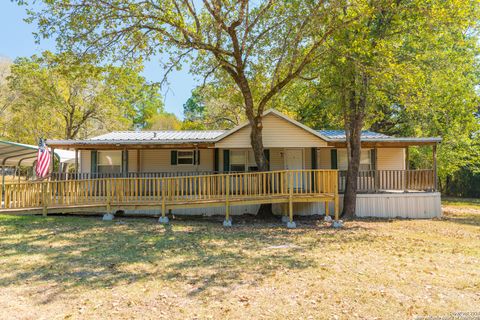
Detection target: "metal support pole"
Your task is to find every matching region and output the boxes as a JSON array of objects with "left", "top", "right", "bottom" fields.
[
  {"left": 374, "top": 146, "right": 379, "bottom": 193},
  {"left": 433, "top": 144, "right": 438, "bottom": 191},
  {"left": 1, "top": 165, "right": 5, "bottom": 197}
]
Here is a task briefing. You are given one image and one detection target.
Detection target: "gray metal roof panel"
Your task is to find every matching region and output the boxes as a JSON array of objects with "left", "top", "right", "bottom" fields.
[
  {"left": 90, "top": 130, "right": 226, "bottom": 141},
  {"left": 318, "top": 130, "right": 391, "bottom": 140},
  {"left": 317, "top": 130, "right": 441, "bottom": 142}
]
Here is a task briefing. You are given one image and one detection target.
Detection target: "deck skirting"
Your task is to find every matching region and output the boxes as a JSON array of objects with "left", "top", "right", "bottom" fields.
[{"left": 273, "top": 192, "right": 441, "bottom": 218}]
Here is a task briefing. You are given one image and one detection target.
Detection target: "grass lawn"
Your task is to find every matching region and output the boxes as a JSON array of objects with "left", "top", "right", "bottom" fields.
[{"left": 0, "top": 200, "right": 479, "bottom": 319}]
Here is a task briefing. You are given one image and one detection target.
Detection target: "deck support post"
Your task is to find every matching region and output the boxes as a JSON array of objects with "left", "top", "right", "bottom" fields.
[
  {"left": 223, "top": 176, "right": 232, "bottom": 227},
  {"left": 324, "top": 201, "right": 332, "bottom": 222},
  {"left": 332, "top": 170, "right": 343, "bottom": 228},
  {"left": 41, "top": 182, "right": 47, "bottom": 217},
  {"left": 102, "top": 179, "right": 114, "bottom": 221},
  {"left": 287, "top": 171, "right": 296, "bottom": 228},
  {"left": 159, "top": 178, "right": 169, "bottom": 224}
]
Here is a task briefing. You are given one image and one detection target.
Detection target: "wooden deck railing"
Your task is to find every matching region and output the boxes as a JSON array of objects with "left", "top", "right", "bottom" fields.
[
  {"left": 1, "top": 170, "right": 339, "bottom": 222},
  {"left": 50, "top": 171, "right": 216, "bottom": 180},
  {"left": 338, "top": 169, "right": 435, "bottom": 192}
]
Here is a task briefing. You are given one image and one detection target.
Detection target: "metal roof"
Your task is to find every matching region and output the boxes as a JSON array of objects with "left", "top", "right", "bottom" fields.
[
  {"left": 91, "top": 130, "right": 226, "bottom": 141},
  {"left": 46, "top": 110, "right": 441, "bottom": 147},
  {"left": 317, "top": 130, "right": 441, "bottom": 143},
  {"left": 318, "top": 130, "right": 392, "bottom": 140},
  {"left": 0, "top": 140, "right": 75, "bottom": 166}
]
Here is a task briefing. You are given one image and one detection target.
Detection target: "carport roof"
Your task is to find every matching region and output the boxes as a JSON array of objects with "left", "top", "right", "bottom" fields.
[{"left": 0, "top": 140, "right": 75, "bottom": 166}]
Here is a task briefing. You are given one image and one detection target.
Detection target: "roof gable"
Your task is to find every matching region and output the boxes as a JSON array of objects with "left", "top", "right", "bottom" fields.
[
  {"left": 215, "top": 110, "right": 329, "bottom": 148},
  {"left": 215, "top": 109, "right": 331, "bottom": 143}
]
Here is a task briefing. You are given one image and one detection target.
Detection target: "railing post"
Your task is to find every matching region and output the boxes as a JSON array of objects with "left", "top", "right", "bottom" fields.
[
  {"left": 102, "top": 178, "right": 115, "bottom": 221},
  {"left": 42, "top": 181, "right": 48, "bottom": 217},
  {"left": 223, "top": 175, "right": 231, "bottom": 227}
]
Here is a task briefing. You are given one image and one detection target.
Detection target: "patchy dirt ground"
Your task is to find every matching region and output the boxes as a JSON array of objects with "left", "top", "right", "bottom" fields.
[{"left": 0, "top": 200, "right": 479, "bottom": 320}]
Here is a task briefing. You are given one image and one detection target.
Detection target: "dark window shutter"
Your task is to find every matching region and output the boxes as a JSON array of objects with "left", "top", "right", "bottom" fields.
[
  {"left": 263, "top": 149, "right": 270, "bottom": 170},
  {"left": 91, "top": 150, "right": 98, "bottom": 173},
  {"left": 122, "top": 150, "right": 128, "bottom": 174},
  {"left": 370, "top": 149, "right": 376, "bottom": 170},
  {"left": 330, "top": 149, "right": 338, "bottom": 169},
  {"left": 214, "top": 149, "right": 219, "bottom": 172},
  {"left": 311, "top": 148, "right": 317, "bottom": 169},
  {"left": 223, "top": 149, "right": 230, "bottom": 172},
  {"left": 196, "top": 150, "right": 200, "bottom": 165},
  {"left": 171, "top": 150, "right": 177, "bottom": 165}
]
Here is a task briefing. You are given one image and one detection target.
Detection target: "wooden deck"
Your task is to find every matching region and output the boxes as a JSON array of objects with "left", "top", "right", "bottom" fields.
[{"left": 0, "top": 170, "right": 340, "bottom": 223}]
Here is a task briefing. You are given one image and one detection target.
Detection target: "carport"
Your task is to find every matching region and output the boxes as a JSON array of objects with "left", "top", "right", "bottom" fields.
[{"left": 0, "top": 140, "right": 75, "bottom": 187}]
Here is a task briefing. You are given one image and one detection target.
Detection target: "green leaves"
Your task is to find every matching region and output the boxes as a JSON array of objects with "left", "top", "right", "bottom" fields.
[{"left": 3, "top": 51, "right": 163, "bottom": 143}]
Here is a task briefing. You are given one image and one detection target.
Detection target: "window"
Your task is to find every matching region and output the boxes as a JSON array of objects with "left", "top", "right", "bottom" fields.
[
  {"left": 97, "top": 151, "right": 122, "bottom": 173},
  {"left": 360, "top": 150, "right": 372, "bottom": 171},
  {"left": 177, "top": 150, "right": 194, "bottom": 165},
  {"left": 229, "top": 150, "right": 258, "bottom": 172},
  {"left": 230, "top": 150, "right": 246, "bottom": 172},
  {"left": 337, "top": 149, "right": 372, "bottom": 171}
]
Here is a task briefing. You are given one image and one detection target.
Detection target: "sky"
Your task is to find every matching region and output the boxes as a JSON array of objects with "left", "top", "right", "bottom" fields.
[{"left": 0, "top": 1, "right": 197, "bottom": 119}]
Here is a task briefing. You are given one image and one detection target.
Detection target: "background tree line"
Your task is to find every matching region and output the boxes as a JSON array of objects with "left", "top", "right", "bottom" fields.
[{"left": 0, "top": 51, "right": 183, "bottom": 144}]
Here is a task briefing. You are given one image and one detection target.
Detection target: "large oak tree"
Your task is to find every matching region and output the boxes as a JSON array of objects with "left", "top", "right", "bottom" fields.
[{"left": 18, "top": 0, "right": 355, "bottom": 171}]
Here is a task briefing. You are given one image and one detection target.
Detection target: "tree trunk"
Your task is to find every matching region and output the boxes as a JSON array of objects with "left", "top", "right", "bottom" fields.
[
  {"left": 342, "top": 73, "right": 368, "bottom": 219},
  {"left": 250, "top": 115, "right": 268, "bottom": 171},
  {"left": 235, "top": 74, "right": 272, "bottom": 217},
  {"left": 342, "top": 112, "right": 363, "bottom": 219}
]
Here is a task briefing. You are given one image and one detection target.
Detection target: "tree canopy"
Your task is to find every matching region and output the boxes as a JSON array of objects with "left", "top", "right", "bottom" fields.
[{"left": 2, "top": 51, "right": 164, "bottom": 144}]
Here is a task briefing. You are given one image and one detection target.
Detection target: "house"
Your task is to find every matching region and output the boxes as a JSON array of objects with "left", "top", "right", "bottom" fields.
[{"left": 42, "top": 109, "right": 442, "bottom": 220}]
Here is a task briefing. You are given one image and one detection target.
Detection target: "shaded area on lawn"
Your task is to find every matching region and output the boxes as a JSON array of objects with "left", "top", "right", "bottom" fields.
[{"left": 0, "top": 215, "right": 368, "bottom": 302}]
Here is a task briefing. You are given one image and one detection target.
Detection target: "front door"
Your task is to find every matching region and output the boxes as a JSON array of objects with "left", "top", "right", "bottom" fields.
[{"left": 285, "top": 149, "right": 304, "bottom": 189}]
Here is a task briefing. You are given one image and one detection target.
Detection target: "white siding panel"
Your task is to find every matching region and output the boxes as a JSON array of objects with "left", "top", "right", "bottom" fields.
[
  {"left": 273, "top": 193, "right": 441, "bottom": 218},
  {"left": 215, "top": 113, "right": 328, "bottom": 148},
  {"left": 377, "top": 148, "right": 405, "bottom": 170},
  {"left": 80, "top": 150, "right": 91, "bottom": 173}
]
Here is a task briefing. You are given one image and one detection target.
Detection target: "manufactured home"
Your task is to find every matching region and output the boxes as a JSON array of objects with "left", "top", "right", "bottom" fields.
[{"left": 10, "top": 109, "right": 440, "bottom": 221}]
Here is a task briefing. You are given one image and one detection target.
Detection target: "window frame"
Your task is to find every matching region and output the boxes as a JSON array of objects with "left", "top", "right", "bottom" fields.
[
  {"left": 97, "top": 150, "right": 122, "bottom": 174},
  {"left": 229, "top": 149, "right": 257, "bottom": 172},
  {"left": 176, "top": 150, "right": 195, "bottom": 166},
  {"left": 337, "top": 148, "right": 373, "bottom": 171}
]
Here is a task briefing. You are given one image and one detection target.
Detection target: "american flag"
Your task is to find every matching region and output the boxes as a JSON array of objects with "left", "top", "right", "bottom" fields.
[{"left": 35, "top": 138, "right": 51, "bottom": 179}]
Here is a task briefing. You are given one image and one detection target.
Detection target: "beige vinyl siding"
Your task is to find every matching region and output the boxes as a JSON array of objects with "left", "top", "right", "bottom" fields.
[
  {"left": 318, "top": 148, "right": 331, "bottom": 169},
  {"left": 215, "top": 113, "right": 328, "bottom": 148},
  {"left": 377, "top": 148, "right": 405, "bottom": 170},
  {"left": 80, "top": 150, "right": 91, "bottom": 173},
  {"left": 128, "top": 150, "right": 138, "bottom": 172},
  {"left": 139, "top": 149, "right": 214, "bottom": 172},
  {"left": 269, "top": 148, "right": 284, "bottom": 170}
]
